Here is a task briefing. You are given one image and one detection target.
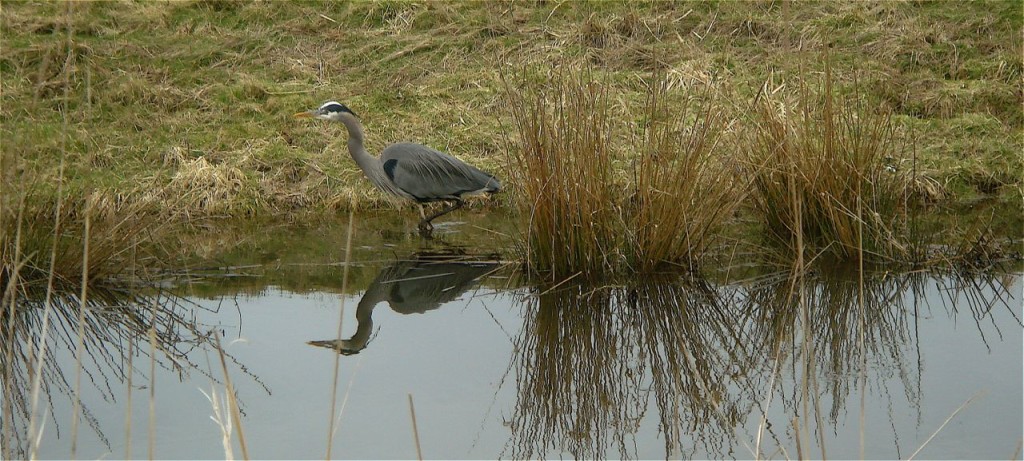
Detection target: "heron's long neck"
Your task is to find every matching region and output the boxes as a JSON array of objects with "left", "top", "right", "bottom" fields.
[
  {"left": 344, "top": 283, "right": 384, "bottom": 350},
  {"left": 338, "top": 116, "right": 407, "bottom": 199},
  {"left": 339, "top": 116, "right": 379, "bottom": 173}
]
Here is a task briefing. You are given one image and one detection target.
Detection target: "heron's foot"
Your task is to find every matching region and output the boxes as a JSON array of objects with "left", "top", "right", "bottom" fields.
[{"left": 417, "top": 220, "right": 434, "bottom": 237}]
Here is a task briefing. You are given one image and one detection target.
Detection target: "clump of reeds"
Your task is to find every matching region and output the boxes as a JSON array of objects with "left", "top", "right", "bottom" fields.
[
  {"left": 1, "top": 189, "right": 165, "bottom": 294},
  {"left": 503, "top": 67, "right": 619, "bottom": 277},
  {"left": 627, "top": 78, "right": 739, "bottom": 272},
  {"left": 503, "top": 66, "right": 739, "bottom": 278},
  {"left": 745, "top": 59, "right": 907, "bottom": 261}
]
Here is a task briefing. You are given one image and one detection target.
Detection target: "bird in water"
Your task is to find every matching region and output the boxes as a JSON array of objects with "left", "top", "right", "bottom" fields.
[{"left": 294, "top": 101, "right": 501, "bottom": 234}]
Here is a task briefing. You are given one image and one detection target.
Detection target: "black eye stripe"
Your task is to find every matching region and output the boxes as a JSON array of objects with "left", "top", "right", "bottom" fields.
[{"left": 320, "top": 102, "right": 356, "bottom": 117}]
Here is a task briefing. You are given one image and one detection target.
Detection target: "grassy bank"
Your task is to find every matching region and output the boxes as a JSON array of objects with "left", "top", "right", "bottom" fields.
[{"left": 2, "top": 1, "right": 1020, "bottom": 220}]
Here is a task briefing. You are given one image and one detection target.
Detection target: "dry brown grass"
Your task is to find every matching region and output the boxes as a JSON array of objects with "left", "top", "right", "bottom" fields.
[
  {"left": 502, "top": 66, "right": 619, "bottom": 277},
  {"left": 745, "top": 59, "right": 908, "bottom": 261},
  {"left": 503, "top": 64, "right": 740, "bottom": 277},
  {"left": 628, "top": 76, "right": 741, "bottom": 271},
  {"left": 149, "top": 154, "right": 256, "bottom": 218},
  {"left": 1, "top": 190, "right": 168, "bottom": 294}
]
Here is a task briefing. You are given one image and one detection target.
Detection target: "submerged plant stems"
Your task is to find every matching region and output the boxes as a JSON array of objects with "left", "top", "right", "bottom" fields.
[
  {"left": 124, "top": 339, "right": 133, "bottom": 460},
  {"left": 858, "top": 189, "right": 867, "bottom": 459},
  {"left": 148, "top": 310, "right": 156, "bottom": 461},
  {"left": 1, "top": 195, "right": 26, "bottom": 460}
]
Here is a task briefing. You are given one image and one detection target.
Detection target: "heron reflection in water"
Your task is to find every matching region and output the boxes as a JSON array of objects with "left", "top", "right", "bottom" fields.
[{"left": 308, "top": 253, "right": 500, "bottom": 355}]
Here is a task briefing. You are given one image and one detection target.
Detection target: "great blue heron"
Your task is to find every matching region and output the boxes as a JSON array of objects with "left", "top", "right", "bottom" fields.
[{"left": 294, "top": 101, "right": 501, "bottom": 233}]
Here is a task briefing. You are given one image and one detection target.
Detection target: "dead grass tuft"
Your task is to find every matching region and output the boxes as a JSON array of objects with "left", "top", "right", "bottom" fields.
[
  {"left": 503, "top": 64, "right": 739, "bottom": 277},
  {"left": 626, "top": 76, "right": 741, "bottom": 272},
  {"left": 745, "top": 58, "right": 908, "bottom": 261},
  {"left": 149, "top": 156, "right": 258, "bottom": 218},
  {"left": 503, "top": 65, "right": 619, "bottom": 277}
]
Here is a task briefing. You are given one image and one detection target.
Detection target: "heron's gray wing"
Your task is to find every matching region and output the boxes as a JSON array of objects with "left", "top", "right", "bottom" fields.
[
  {"left": 384, "top": 261, "right": 498, "bottom": 314},
  {"left": 380, "top": 143, "right": 500, "bottom": 202}
]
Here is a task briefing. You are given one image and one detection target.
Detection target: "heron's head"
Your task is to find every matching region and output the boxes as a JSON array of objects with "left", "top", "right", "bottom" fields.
[{"left": 294, "top": 101, "right": 358, "bottom": 122}]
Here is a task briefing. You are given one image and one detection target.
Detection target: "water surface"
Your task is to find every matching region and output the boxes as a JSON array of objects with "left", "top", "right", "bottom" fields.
[{"left": 10, "top": 216, "right": 1023, "bottom": 459}]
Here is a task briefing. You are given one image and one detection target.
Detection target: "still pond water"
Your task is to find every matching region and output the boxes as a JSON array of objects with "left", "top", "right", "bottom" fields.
[{"left": 20, "top": 215, "right": 1024, "bottom": 459}]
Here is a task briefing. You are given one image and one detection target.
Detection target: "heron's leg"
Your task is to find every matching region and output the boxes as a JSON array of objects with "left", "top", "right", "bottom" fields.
[
  {"left": 418, "top": 199, "right": 465, "bottom": 231},
  {"left": 416, "top": 204, "right": 433, "bottom": 235}
]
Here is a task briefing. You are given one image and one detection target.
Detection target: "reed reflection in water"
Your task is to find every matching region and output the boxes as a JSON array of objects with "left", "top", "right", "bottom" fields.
[
  {"left": 504, "top": 268, "right": 1021, "bottom": 459},
  {"left": 0, "top": 285, "right": 258, "bottom": 459},
  {"left": 505, "top": 278, "right": 751, "bottom": 459},
  {"left": 737, "top": 267, "right": 1021, "bottom": 459}
]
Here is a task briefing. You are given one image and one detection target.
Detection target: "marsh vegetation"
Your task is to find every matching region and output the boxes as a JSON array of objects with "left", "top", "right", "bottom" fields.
[{"left": 1, "top": 1, "right": 1022, "bottom": 459}]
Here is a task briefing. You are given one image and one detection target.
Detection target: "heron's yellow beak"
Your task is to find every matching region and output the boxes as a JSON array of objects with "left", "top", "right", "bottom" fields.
[{"left": 293, "top": 111, "right": 314, "bottom": 118}]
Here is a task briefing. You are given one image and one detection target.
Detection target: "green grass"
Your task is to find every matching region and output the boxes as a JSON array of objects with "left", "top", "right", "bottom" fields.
[{"left": 2, "top": 1, "right": 1020, "bottom": 220}]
